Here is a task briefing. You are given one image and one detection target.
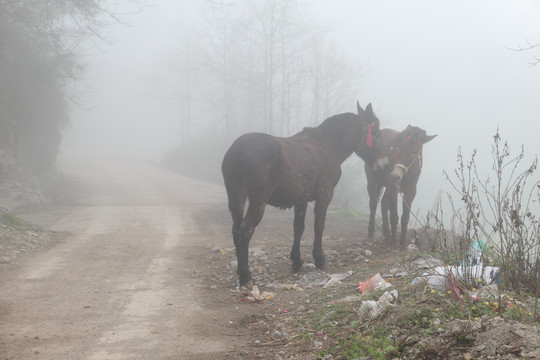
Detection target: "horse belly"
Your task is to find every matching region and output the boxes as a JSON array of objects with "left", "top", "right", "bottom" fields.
[{"left": 268, "top": 176, "right": 315, "bottom": 209}]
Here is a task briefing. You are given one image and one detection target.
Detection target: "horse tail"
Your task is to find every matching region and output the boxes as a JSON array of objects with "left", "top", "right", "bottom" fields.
[{"left": 222, "top": 147, "right": 245, "bottom": 214}]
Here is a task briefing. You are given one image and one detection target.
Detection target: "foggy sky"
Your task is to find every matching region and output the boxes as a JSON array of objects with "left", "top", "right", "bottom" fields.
[{"left": 62, "top": 0, "right": 540, "bottom": 215}]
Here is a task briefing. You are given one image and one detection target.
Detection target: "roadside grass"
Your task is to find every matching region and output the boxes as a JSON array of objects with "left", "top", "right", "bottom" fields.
[
  {"left": 281, "top": 266, "right": 540, "bottom": 359},
  {"left": 0, "top": 210, "right": 31, "bottom": 229}
]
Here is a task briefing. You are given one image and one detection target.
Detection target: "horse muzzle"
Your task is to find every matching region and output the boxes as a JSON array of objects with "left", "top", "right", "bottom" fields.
[{"left": 390, "top": 164, "right": 406, "bottom": 186}]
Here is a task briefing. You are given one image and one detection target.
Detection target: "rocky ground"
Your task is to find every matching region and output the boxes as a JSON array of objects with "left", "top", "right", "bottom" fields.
[
  {"left": 192, "top": 204, "right": 540, "bottom": 359},
  {"left": 2, "top": 185, "right": 540, "bottom": 359},
  {"left": 0, "top": 208, "right": 61, "bottom": 265}
]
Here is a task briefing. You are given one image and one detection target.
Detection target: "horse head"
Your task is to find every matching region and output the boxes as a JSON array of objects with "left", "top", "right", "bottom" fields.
[
  {"left": 389, "top": 125, "right": 437, "bottom": 186},
  {"left": 355, "top": 101, "right": 382, "bottom": 164}
]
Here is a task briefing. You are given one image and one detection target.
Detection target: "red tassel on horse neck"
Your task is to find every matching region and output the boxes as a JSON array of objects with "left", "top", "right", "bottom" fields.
[{"left": 366, "top": 122, "right": 375, "bottom": 148}]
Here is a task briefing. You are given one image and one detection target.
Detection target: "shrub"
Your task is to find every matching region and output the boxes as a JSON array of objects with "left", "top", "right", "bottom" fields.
[{"left": 441, "top": 129, "right": 540, "bottom": 296}]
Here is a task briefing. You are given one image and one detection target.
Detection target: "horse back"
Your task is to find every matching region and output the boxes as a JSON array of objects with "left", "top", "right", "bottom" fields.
[
  {"left": 268, "top": 133, "right": 340, "bottom": 208},
  {"left": 222, "top": 131, "right": 340, "bottom": 209}
]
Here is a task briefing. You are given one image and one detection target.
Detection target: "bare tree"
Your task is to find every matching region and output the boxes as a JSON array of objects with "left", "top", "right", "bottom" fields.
[
  {"left": 0, "top": 0, "right": 142, "bottom": 182},
  {"left": 508, "top": 39, "right": 540, "bottom": 66}
]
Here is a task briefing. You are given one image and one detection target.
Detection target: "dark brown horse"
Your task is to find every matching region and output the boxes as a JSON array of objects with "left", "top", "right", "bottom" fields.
[
  {"left": 222, "top": 103, "right": 382, "bottom": 286},
  {"left": 365, "top": 125, "right": 436, "bottom": 250}
]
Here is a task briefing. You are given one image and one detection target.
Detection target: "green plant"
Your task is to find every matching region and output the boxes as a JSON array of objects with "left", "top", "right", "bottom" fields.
[
  {"left": 338, "top": 327, "right": 396, "bottom": 360},
  {"left": 0, "top": 211, "right": 29, "bottom": 229}
]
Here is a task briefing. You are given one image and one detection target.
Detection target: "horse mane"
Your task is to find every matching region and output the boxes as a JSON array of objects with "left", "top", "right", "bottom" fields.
[
  {"left": 301, "top": 126, "right": 323, "bottom": 138},
  {"left": 401, "top": 125, "right": 427, "bottom": 142}
]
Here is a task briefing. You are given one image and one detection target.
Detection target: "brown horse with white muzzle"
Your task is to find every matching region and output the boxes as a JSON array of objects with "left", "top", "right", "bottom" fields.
[{"left": 365, "top": 125, "right": 436, "bottom": 250}]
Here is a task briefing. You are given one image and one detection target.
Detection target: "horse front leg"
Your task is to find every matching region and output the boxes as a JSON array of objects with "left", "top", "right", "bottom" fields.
[
  {"left": 383, "top": 187, "right": 399, "bottom": 249},
  {"left": 400, "top": 187, "right": 417, "bottom": 251},
  {"left": 236, "top": 200, "right": 266, "bottom": 286},
  {"left": 313, "top": 188, "right": 333, "bottom": 269},
  {"left": 367, "top": 181, "right": 382, "bottom": 238},
  {"left": 381, "top": 187, "right": 391, "bottom": 243},
  {"left": 290, "top": 202, "right": 308, "bottom": 273}
]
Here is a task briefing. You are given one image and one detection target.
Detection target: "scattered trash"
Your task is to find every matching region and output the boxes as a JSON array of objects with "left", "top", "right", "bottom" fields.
[
  {"left": 245, "top": 285, "right": 276, "bottom": 302},
  {"left": 323, "top": 276, "right": 343, "bottom": 288},
  {"left": 410, "top": 265, "right": 500, "bottom": 290},
  {"left": 251, "top": 247, "right": 266, "bottom": 257},
  {"left": 358, "top": 273, "right": 392, "bottom": 292},
  {"left": 407, "top": 243, "right": 418, "bottom": 252},
  {"left": 385, "top": 255, "right": 444, "bottom": 277},
  {"left": 212, "top": 245, "right": 233, "bottom": 254},
  {"left": 378, "top": 289, "right": 399, "bottom": 307},
  {"left": 268, "top": 283, "right": 301, "bottom": 290},
  {"left": 469, "top": 284, "right": 499, "bottom": 300},
  {"left": 357, "top": 300, "right": 380, "bottom": 322},
  {"left": 465, "top": 239, "right": 489, "bottom": 266},
  {"left": 353, "top": 254, "right": 366, "bottom": 262},
  {"left": 357, "top": 289, "right": 399, "bottom": 321},
  {"left": 321, "top": 270, "right": 353, "bottom": 288}
]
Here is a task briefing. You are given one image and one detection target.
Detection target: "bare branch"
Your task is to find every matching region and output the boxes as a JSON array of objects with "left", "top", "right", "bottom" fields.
[{"left": 507, "top": 39, "right": 540, "bottom": 66}]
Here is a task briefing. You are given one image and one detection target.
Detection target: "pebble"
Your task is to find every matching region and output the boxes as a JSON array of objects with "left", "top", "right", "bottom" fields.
[
  {"left": 482, "top": 339, "right": 497, "bottom": 356},
  {"left": 0, "top": 213, "right": 53, "bottom": 264}
]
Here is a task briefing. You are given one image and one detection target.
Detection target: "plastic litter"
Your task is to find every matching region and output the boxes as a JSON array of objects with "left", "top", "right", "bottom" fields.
[
  {"left": 385, "top": 255, "right": 444, "bottom": 277},
  {"left": 268, "top": 283, "right": 300, "bottom": 290},
  {"left": 321, "top": 270, "right": 353, "bottom": 288},
  {"left": 378, "top": 289, "right": 399, "bottom": 308},
  {"left": 465, "top": 240, "right": 489, "bottom": 266},
  {"left": 410, "top": 265, "right": 500, "bottom": 289},
  {"left": 246, "top": 285, "right": 276, "bottom": 302},
  {"left": 469, "top": 284, "right": 499, "bottom": 300},
  {"left": 358, "top": 273, "right": 392, "bottom": 292},
  {"left": 357, "top": 289, "right": 399, "bottom": 321},
  {"left": 357, "top": 300, "right": 381, "bottom": 321}
]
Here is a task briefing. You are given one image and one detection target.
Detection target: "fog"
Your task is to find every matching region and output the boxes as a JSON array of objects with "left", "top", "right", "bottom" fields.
[{"left": 61, "top": 0, "right": 540, "bottom": 215}]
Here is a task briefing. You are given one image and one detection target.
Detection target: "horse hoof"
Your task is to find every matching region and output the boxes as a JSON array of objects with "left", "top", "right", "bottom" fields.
[
  {"left": 314, "top": 256, "right": 326, "bottom": 269},
  {"left": 239, "top": 272, "right": 252, "bottom": 287},
  {"left": 239, "top": 278, "right": 255, "bottom": 290},
  {"left": 292, "top": 259, "right": 303, "bottom": 273}
]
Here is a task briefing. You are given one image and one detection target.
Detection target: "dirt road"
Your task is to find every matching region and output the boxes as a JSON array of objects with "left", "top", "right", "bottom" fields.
[{"left": 0, "top": 153, "right": 248, "bottom": 359}]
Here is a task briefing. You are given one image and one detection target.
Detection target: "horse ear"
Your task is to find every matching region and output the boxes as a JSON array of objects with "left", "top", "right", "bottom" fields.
[
  {"left": 422, "top": 134, "right": 437, "bottom": 144},
  {"left": 357, "top": 101, "right": 364, "bottom": 114},
  {"left": 365, "top": 103, "right": 374, "bottom": 116}
]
